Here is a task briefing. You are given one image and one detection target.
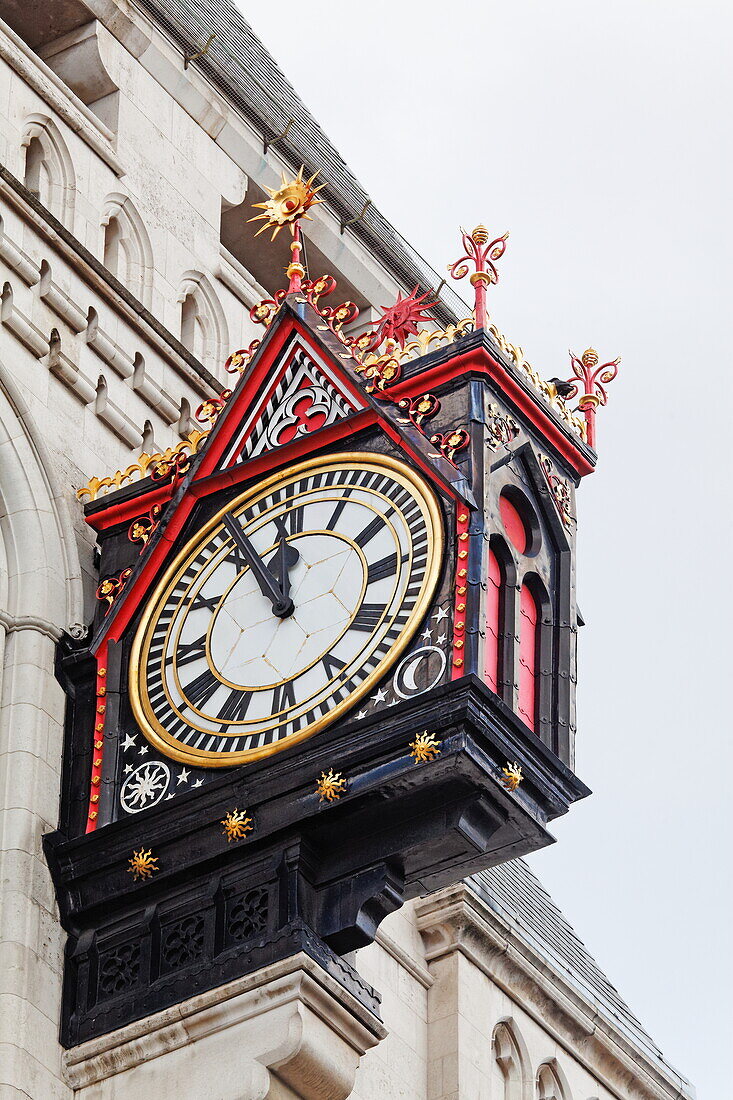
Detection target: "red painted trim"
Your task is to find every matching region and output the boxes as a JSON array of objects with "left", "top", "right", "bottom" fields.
[
  {"left": 190, "top": 408, "right": 378, "bottom": 498},
  {"left": 484, "top": 549, "right": 501, "bottom": 691},
  {"left": 196, "top": 316, "right": 366, "bottom": 479},
  {"left": 387, "top": 346, "right": 595, "bottom": 478},
  {"left": 85, "top": 641, "right": 108, "bottom": 833},
  {"left": 451, "top": 507, "right": 471, "bottom": 679},
  {"left": 517, "top": 584, "right": 538, "bottom": 732},
  {"left": 85, "top": 483, "right": 174, "bottom": 533}
]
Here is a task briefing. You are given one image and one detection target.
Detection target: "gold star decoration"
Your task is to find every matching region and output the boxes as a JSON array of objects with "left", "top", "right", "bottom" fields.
[
  {"left": 221, "top": 808, "right": 254, "bottom": 843},
  {"left": 127, "top": 848, "right": 159, "bottom": 881},
  {"left": 249, "top": 167, "right": 325, "bottom": 240},
  {"left": 500, "top": 762, "right": 523, "bottom": 791},
  {"left": 409, "top": 730, "right": 442, "bottom": 764},
  {"left": 316, "top": 769, "right": 347, "bottom": 803}
]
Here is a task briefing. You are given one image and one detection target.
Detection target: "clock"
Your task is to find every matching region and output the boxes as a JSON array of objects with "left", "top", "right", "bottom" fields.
[{"left": 129, "top": 453, "right": 443, "bottom": 765}]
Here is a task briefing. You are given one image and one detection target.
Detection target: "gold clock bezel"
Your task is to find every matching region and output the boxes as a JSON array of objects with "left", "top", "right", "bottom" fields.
[{"left": 129, "top": 452, "right": 444, "bottom": 767}]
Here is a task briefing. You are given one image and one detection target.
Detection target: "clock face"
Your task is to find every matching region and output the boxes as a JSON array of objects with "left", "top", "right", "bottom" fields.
[{"left": 130, "top": 453, "right": 443, "bottom": 765}]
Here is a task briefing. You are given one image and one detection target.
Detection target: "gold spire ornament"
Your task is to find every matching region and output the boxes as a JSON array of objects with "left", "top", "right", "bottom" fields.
[
  {"left": 316, "top": 769, "right": 347, "bottom": 803},
  {"left": 409, "top": 730, "right": 442, "bottom": 764},
  {"left": 249, "top": 167, "right": 325, "bottom": 240},
  {"left": 221, "top": 808, "right": 254, "bottom": 843},
  {"left": 127, "top": 848, "right": 159, "bottom": 881}
]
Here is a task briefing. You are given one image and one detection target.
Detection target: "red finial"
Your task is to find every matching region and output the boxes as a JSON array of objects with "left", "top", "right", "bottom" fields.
[
  {"left": 448, "top": 226, "right": 508, "bottom": 329},
  {"left": 564, "top": 348, "right": 620, "bottom": 448},
  {"left": 287, "top": 222, "right": 304, "bottom": 293}
]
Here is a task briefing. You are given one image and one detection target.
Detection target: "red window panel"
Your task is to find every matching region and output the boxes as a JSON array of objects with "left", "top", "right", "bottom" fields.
[
  {"left": 518, "top": 583, "right": 538, "bottom": 732},
  {"left": 499, "top": 493, "right": 529, "bottom": 555},
  {"left": 485, "top": 549, "right": 502, "bottom": 692}
]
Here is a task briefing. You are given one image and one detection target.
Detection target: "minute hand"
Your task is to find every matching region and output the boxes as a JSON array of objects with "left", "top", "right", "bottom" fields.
[{"left": 223, "top": 514, "right": 294, "bottom": 618}]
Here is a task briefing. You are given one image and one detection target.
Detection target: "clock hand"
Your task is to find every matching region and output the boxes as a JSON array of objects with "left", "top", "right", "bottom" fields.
[
  {"left": 222, "top": 514, "right": 294, "bottom": 618},
  {"left": 274, "top": 518, "right": 301, "bottom": 602}
]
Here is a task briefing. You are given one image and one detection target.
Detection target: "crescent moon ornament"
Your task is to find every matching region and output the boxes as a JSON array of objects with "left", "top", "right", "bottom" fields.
[{"left": 393, "top": 645, "right": 447, "bottom": 700}]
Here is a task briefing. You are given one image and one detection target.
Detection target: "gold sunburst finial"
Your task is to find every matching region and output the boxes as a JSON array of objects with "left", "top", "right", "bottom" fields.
[
  {"left": 248, "top": 167, "right": 325, "bottom": 240},
  {"left": 127, "top": 848, "right": 159, "bottom": 881},
  {"left": 316, "top": 769, "right": 347, "bottom": 803},
  {"left": 500, "top": 762, "right": 523, "bottom": 792},
  {"left": 409, "top": 730, "right": 442, "bottom": 764},
  {"left": 221, "top": 808, "right": 254, "bottom": 843}
]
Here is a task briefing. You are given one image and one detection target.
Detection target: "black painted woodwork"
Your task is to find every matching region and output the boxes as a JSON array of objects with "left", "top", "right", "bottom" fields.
[{"left": 45, "top": 672, "right": 588, "bottom": 1045}]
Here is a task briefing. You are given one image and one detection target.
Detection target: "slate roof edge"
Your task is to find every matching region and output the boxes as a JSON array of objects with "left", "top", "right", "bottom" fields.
[
  {"left": 130, "top": 0, "right": 468, "bottom": 329},
  {"left": 465, "top": 865, "right": 696, "bottom": 1099}
]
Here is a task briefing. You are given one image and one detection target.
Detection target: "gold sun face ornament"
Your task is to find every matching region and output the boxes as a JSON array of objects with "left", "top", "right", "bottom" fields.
[
  {"left": 500, "top": 762, "right": 523, "bottom": 792},
  {"left": 221, "top": 809, "right": 254, "bottom": 843},
  {"left": 409, "top": 730, "right": 442, "bottom": 764},
  {"left": 249, "top": 167, "right": 325, "bottom": 240},
  {"left": 127, "top": 848, "right": 159, "bottom": 881},
  {"left": 316, "top": 770, "right": 347, "bottom": 803}
]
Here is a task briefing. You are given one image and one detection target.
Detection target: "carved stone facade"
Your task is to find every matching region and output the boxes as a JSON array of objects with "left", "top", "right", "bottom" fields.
[{"left": 0, "top": 1, "right": 693, "bottom": 1098}]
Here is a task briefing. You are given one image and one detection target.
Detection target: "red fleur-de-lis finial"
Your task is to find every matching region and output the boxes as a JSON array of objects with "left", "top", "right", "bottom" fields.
[
  {"left": 564, "top": 348, "right": 621, "bottom": 448},
  {"left": 448, "top": 225, "right": 509, "bottom": 329}
]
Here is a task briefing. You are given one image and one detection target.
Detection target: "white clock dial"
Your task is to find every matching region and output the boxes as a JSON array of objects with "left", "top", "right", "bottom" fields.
[{"left": 130, "top": 453, "right": 442, "bottom": 765}]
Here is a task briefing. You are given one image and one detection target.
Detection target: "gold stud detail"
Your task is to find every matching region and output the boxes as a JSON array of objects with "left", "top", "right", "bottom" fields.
[
  {"left": 127, "top": 848, "right": 159, "bottom": 881},
  {"left": 316, "top": 770, "right": 347, "bottom": 803},
  {"left": 409, "top": 730, "right": 442, "bottom": 764},
  {"left": 221, "top": 809, "right": 254, "bottom": 843}
]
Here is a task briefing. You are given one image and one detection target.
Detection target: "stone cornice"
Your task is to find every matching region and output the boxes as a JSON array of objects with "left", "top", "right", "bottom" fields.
[
  {"left": 63, "top": 951, "right": 387, "bottom": 1097},
  {"left": 0, "top": 15, "right": 124, "bottom": 176},
  {"left": 415, "top": 884, "right": 692, "bottom": 1100}
]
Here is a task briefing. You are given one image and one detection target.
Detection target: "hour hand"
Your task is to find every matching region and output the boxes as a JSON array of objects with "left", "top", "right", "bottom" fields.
[
  {"left": 274, "top": 520, "right": 301, "bottom": 602},
  {"left": 223, "top": 514, "right": 293, "bottom": 618}
]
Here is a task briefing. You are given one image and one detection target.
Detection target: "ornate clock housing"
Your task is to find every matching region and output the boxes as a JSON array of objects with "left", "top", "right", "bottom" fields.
[
  {"left": 130, "top": 454, "right": 442, "bottom": 765},
  {"left": 48, "top": 294, "right": 592, "bottom": 1049}
]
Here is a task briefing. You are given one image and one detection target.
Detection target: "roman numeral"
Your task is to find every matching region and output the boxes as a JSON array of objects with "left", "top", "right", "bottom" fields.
[
  {"left": 177, "top": 633, "right": 208, "bottom": 667},
  {"left": 272, "top": 680, "right": 296, "bottom": 714},
  {"left": 217, "top": 689, "right": 253, "bottom": 727},
  {"left": 275, "top": 506, "right": 304, "bottom": 537},
  {"left": 326, "top": 488, "right": 354, "bottom": 530},
  {"left": 350, "top": 603, "right": 386, "bottom": 632},
  {"left": 321, "top": 652, "right": 346, "bottom": 679},
  {"left": 354, "top": 515, "right": 384, "bottom": 549},
  {"left": 226, "top": 538, "right": 249, "bottom": 573},
  {"left": 191, "top": 591, "right": 219, "bottom": 613},
  {"left": 183, "top": 668, "right": 219, "bottom": 709},
  {"left": 366, "top": 553, "right": 398, "bottom": 584}
]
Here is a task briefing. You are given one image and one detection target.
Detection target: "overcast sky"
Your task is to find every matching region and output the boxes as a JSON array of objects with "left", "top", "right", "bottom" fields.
[{"left": 240, "top": 3, "right": 731, "bottom": 1095}]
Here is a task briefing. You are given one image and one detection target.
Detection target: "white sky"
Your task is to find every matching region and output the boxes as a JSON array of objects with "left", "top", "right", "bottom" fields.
[{"left": 240, "top": 3, "right": 731, "bottom": 1095}]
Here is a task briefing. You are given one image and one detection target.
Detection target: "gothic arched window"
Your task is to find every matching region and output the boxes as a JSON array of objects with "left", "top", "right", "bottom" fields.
[
  {"left": 491, "top": 1021, "right": 527, "bottom": 1100},
  {"left": 536, "top": 1061, "right": 568, "bottom": 1100},
  {"left": 101, "top": 195, "right": 153, "bottom": 306},
  {"left": 177, "top": 272, "right": 228, "bottom": 370},
  {"left": 20, "top": 115, "right": 75, "bottom": 227}
]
